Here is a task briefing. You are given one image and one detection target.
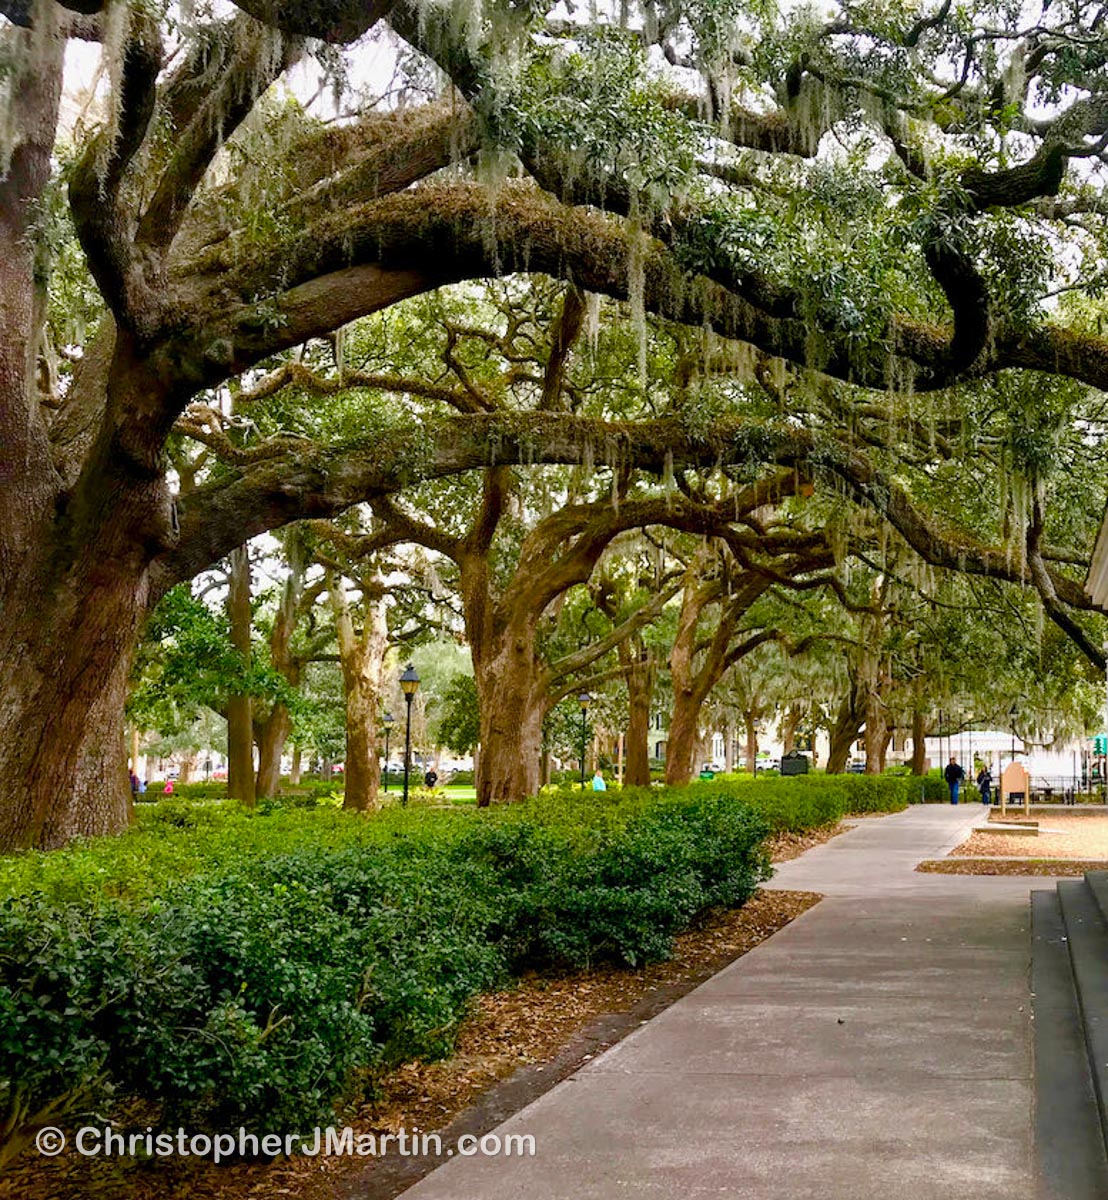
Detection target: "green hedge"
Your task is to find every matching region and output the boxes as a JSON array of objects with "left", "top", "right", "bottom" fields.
[
  {"left": 687, "top": 773, "right": 910, "bottom": 831},
  {"left": 0, "top": 789, "right": 769, "bottom": 1157}
]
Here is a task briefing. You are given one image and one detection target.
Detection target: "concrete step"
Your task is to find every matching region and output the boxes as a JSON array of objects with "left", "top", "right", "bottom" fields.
[
  {"left": 1062, "top": 875, "right": 1108, "bottom": 1146},
  {"left": 1031, "top": 888, "right": 1108, "bottom": 1199}
]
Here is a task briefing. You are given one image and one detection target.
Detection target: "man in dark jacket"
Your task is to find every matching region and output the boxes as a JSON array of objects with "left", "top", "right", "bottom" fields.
[{"left": 944, "top": 756, "right": 966, "bottom": 805}]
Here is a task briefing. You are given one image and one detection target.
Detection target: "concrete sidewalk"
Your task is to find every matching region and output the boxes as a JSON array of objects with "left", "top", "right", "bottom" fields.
[{"left": 399, "top": 805, "right": 1051, "bottom": 1200}]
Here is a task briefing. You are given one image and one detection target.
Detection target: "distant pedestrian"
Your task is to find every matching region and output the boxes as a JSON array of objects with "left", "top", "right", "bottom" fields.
[
  {"left": 163, "top": 780, "right": 174, "bottom": 795},
  {"left": 976, "top": 765, "right": 993, "bottom": 807},
  {"left": 137, "top": 777, "right": 146, "bottom": 795},
  {"left": 129, "top": 771, "right": 139, "bottom": 797},
  {"left": 423, "top": 769, "right": 438, "bottom": 789},
  {"left": 944, "top": 756, "right": 965, "bottom": 805},
  {"left": 592, "top": 770, "right": 607, "bottom": 792}
]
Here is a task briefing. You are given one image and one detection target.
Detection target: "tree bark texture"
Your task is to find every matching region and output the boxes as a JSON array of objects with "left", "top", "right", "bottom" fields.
[{"left": 226, "top": 545, "right": 256, "bottom": 806}]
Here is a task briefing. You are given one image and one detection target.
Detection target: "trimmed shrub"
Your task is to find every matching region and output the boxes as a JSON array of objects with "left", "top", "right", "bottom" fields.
[{"left": 0, "top": 788, "right": 769, "bottom": 1153}]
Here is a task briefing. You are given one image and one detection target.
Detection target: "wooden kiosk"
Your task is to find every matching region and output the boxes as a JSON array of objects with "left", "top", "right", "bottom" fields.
[{"left": 1000, "top": 760, "right": 1031, "bottom": 818}]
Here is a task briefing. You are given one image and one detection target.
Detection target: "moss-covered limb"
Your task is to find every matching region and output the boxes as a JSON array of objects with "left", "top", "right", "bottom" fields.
[
  {"left": 543, "top": 579, "right": 682, "bottom": 690},
  {"left": 367, "top": 492, "right": 464, "bottom": 560},
  {"left": 285, "top": 100, "right": 478, "bottom": 228},
  {"left": 1026, "top": 491, "right": 1106, "bottom": 669},
  {"left": 539, "top": 285, "right": 586, "bottom": 410},
  {"left": 231, "top": 359, "right": 476, "bottom": 411},
  {"left": 66, "top": 12, "right": 164, "bottom": 337},
  {"left": 0, "top": 4, "right": 67, "bottom": 594},
  {"left": 461, "top": 466, "right": 510, "bottom": 556},
  {"left": 228, "top": 0, "right": 395, "bottom": 42},
  {"left": 174, "top": 179, "right": 1108, "bottom": 416},
  {"left": 136, "top": 19, "right": 302, "bottom": 254},
  {"left": 161, "top": 411, "right": 1103, "bottom": 649}
]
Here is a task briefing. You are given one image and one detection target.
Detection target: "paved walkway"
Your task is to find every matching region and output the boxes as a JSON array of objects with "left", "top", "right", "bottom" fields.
[{"left": 400, "top": 805, "right": 1054, "bottom": 1200}]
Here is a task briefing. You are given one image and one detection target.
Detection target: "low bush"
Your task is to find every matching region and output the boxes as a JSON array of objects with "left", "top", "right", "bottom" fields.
[
  {"left": 682, "top": 772, "right": 910, "bottom": 831},
  {"left": 907, "top": 770, "right": 980, "bottom": 804},
  {"left": 0, "top": 788, "right": 769, "bottom": 1157}
]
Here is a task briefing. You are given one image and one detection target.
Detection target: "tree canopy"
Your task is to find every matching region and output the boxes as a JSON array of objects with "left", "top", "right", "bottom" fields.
[{"left": 3, "top": 0, "right": 1108, "bottom": 845}]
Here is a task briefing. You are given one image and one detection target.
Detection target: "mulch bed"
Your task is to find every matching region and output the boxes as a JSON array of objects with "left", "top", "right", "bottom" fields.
[
  {"left": 917, "top": 858, "right": 1108, "bottom": 877},
  {"left": 765, "top": 821, "right": 850, "bottom": 862},
  {"left": 3, "top": 889, "right": 820, "bottom": 1200}
]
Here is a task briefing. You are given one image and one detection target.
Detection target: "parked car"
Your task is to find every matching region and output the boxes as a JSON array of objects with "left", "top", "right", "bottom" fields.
[{"left": 847, "top": 760, "right": 866, "bottom": 773}]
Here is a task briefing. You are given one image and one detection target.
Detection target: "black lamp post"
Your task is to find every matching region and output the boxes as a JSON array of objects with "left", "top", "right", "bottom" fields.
[
  {"left": 382, "top": 711, "right": 395, "bottom": 793},
  {"left": 400, "top": 665, "right": 420, "bottom": 807},
  {"left": 578, "top": 692, "right": 591, "bottom": 789}
]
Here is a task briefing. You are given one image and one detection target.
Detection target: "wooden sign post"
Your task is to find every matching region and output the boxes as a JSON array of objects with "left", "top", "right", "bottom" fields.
[{"left": 1000, "top": 761, "right": 1031, "bottom": 819}]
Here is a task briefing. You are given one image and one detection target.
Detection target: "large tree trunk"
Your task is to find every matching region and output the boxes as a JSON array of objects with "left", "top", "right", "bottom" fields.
[
  {"left": 0, "top": 582, "right": 139, "bottom": 847},
  {"left": 664, "top": 693, "right": 704, "bottom": 786},
  {"left": 472, "top": 616, "right": 546, "bottom": 806},
  {"left": 226, "top": 546, "right": 256, "bottom": 806},
  {"left": 476, "top": 676, "right": 546, "bottom": 805},
  {"left": 827, "top": 683, "right": 865, "bottom": 775},
  {"left": 910, "top": 710, "right": 930, "bottom": 775},
  {"left": 0, "top": 13, "right": 136, "bottom": 850},
  {"left": 623, "top": 653, "right": 653, "bottom": 787},
  {"left": 781, "top": 706, "right": 803, "bottom": 756},
  {"left": 329, "top": 572, "right": 388, "bottom": 812},
  {"left": 862, "top": 701, "right": 888, "bottom": 775},
  {"left": 743, "top": 711, "right": 758, "bottom": 773},
  {"left": 255, "top": 704, "right": 291, "bottom": 798}
]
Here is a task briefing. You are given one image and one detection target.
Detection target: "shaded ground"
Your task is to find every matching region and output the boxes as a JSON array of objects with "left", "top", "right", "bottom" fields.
[{"left": 3, "top": 890, "right": 818, "bottom": 1200}]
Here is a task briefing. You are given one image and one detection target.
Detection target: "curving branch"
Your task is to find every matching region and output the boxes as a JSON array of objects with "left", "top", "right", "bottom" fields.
[
  {"left": 67, "top": 13, "right": 163, "bottom": 335},
  {"left": 229, "top": 0, "right": 395, "bottom": 43},
  {"left": 160, "top": 413, "right": 1105, "bottom": 655}
]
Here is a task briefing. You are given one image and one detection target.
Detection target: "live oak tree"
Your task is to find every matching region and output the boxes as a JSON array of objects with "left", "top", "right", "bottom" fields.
[{"left": 7, "top": 0, "right": 1108, "bottom": 845}]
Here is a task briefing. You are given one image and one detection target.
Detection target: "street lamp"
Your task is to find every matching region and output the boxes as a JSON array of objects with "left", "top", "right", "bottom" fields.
[
  {"left": 382, "top": 711, "right": 395, "bottom": 793},
  {"left": 400, "top": 665, "right": 420, "bottom": 807},
  {"left": 578, "top": 692, "right": 591, "bottom": 790}
]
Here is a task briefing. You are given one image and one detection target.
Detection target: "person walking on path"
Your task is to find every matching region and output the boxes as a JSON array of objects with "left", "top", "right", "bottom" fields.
[
  {"left": 592, "top": 770, "right": 607, "bottom": 792},
  {"left": 944, "top": 756, "right": 966, "bottom": 804},
  {"left": 976, "top": 764, "right": 993, "bottom": 806}
]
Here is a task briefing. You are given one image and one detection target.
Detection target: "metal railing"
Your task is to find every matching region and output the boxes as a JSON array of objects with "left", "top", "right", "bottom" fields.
[{"left": 1015, "top": 775, "right": 1108, "bottom": 805}]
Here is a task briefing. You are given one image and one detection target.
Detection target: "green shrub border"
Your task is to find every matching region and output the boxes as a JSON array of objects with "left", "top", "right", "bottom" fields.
[{"left": 0, "top": 773, "right": 905, "bottom": 1158}]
